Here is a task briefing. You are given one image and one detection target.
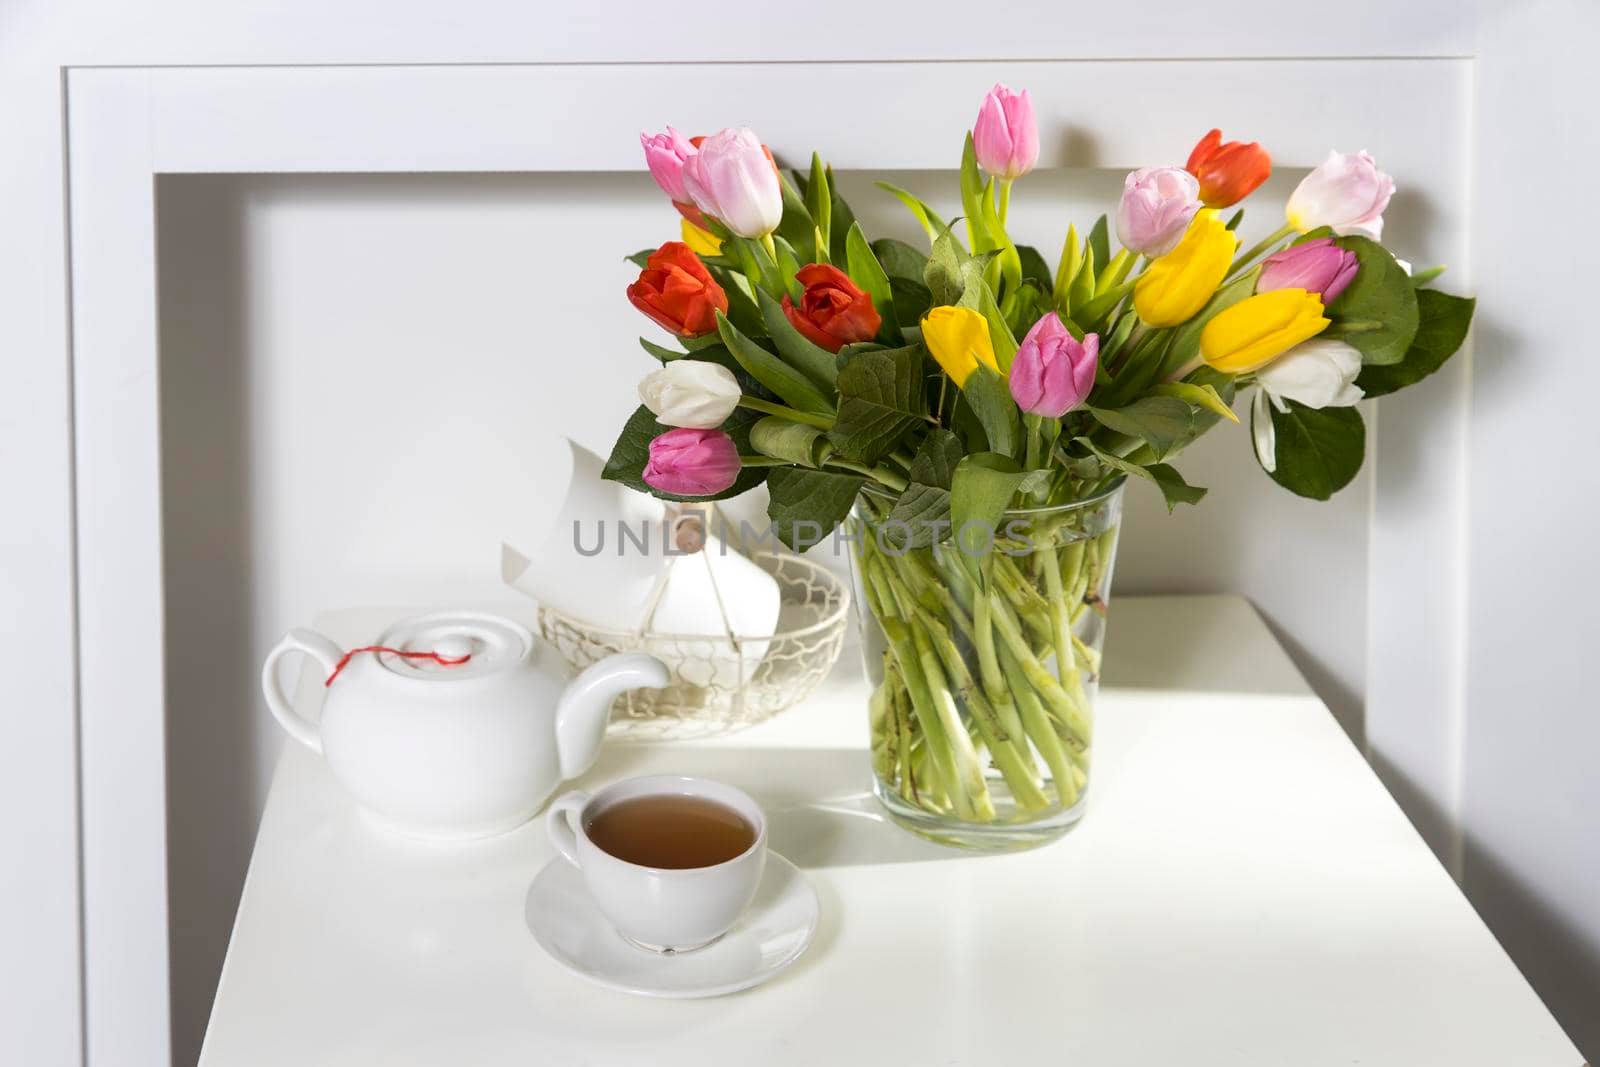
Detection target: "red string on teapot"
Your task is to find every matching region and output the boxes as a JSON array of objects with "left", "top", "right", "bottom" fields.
[{"left": 324, "top": 646, "right": 472, "bottom": 687}]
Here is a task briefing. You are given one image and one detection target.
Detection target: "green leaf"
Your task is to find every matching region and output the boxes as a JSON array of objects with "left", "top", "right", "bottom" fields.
[
  {"left": 1151, "top": 381, "right": 1240, "bottom": 424},
  {"left": 883, "top": 483, "right": 952, "bottom": 549},
  {"left": 1054, "top": 224, "right": 1081, "bottom": 311},
  {"left": 1017, "top": 245, "right": 1053, "bottom": 288},
  {"left": 925, "top": 225, "right": 973, "bottom": 307},
  {"left": 874, "top": 181, "right": 950, "bottom": 244},
  {"left": 775, "top": 170, "right": 817, "bottom": 265},
  {"left": 705, "top": 265, "right": 768, "bottom": 338},
  {"left": 756, "top": 287, "right": 838, "bottom": 392},
  {"left": 951, "top": 452, "right": 1025, "bottom": 557},
  {"left": 715, "top": 310, "right": 834, "bottom": 415},
  {"left": 826, "top": 167, "right": 858, "bottom": 261},
  {"left": 845, "top": 222, "right": 899, "bottom": 345},
  {"left": 1075, "top": 437, "right": 1206, "bottom": 512},
  {"left": 626, "top": 248, "right": 656, "bottom": 269},
  {"left": 1409, "top": 265, "right": 1447, "bottom": 289},
  {"left": 766, "top": 468, "right": 864, "bottom": 551},
  {"left": 959, "top": 134, "right": 995, "bottom": 253},
  {"left": 1087, "top": 397, "right": 1196, "bottom": 460},
  {"left": 889, "top": 276, "right": 934, "bottom": 329},
  {"left": 828, "top": 346, "right": 925, "bottom": 464},
  {"left": 1257, "top": 400, "right": 1365, "bottom": 500},
  {"left": 772, "top": 235, "right": 804, "bottom": 302},
  {"left": 907, "top": 428, "right": 963, "bottom": 489},
  {"left": 871, "top": 238, "right": 929, "bottom": 282},
  {"left": 1356, "top": 290, "right": 1474, "bottom": 398},
  {"left": 749, "top": 416, "right": 832, "bottom": 468},
  {"left": 1068, "top": 240, "right": 1096, "bottom": 316},
  {"left": 1087, "top": 215, "right": 1111, "bottom": 279},
  {"left": 806, "top": 153, "right": 832, "bottom": 261},
  {"left": 1327, "top": 236, "right": 1419, "bottom": 366},
  {"left": 603, "top": 405, "right": 767, "bottom": 502},
  {"left": 639, "top": 337, "right": 686, "bottom": 363},
  {"left": 960, "top": 365, "right": 1020, "bottom": 458}
]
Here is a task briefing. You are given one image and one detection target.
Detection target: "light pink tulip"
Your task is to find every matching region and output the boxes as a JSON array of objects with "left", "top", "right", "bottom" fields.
[
  {"left": 1258, "top": 237, "right": 1360, "bottom": 304},
  {"left": 640, "top": 127, "right": 696, "bottom": 204},
  {"left": 1286, "top": 150, "right": 1395, "bottom": 240},
  {"left": 642, "top": 427, "right": 741, "bottom": 497},
  {"left": 681, "top": 128, "right": 783, "bottom": 239},
  {"left": 1116, "top": 167, "right": 1202, "bottom": 257},
  {"left": 972, "top": 83, "right": 1039, "bottom": 181},
  {"left": 1009, "top": 313, "right": 1098, "bottom": 418}
]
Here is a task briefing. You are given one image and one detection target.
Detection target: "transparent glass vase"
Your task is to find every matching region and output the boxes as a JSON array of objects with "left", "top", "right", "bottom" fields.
[{"left": 849, "top": 482, "right": 1124, "bottom": 850}]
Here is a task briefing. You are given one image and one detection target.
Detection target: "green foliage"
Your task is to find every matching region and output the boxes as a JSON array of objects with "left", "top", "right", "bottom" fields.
[
  {"left": 1087, "top": 397, "right": 1196, "bottom": 461},
  {"left": 1356, "top": 290, "right": 1474, "bottom": 398},
  {"left": 806, "top": 153, "right": 833, "bottom": 261},
  {"left": 951, "top": 452, "right": 1027, "bottom": 556},
  {"left": 1076, "top": 437, "right": 1206, "bottom": 512},
  {"left": 872, "top": 238, "right": 930, "bottom": 282},
  {"left": 715, "top": 310, "right": 834, "bottom": 415},
  {"left": 961, "top": 366, "right": 1020, "bottom": 456},
  {"left": 1255, "top": 400, "right": 1365, "bottom": 500},
  {"left": 756, "top": 288, "right": 838, "bottom": 392},
  {"left": 829, "top": 345, "right": 926, "bottom": 464},
  {"left": 875, "top": 181, "right": 950, "bottom": 244},
  {"left": 749, "top": 416, "right": 832, "bottom": 468},
  {"left": 1327, "top": 236, "right": 1418, "bottom": 366},
  {"left": 844, "top": 222, "right": 901, "bottom": 344},
  {"left": 765, "top": 468, "right": 865, "bottom": 551}
]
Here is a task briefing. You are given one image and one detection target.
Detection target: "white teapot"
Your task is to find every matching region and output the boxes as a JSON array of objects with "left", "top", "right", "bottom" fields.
[{"left": 261, "top": 611, "right": 668, "bottom": 839}]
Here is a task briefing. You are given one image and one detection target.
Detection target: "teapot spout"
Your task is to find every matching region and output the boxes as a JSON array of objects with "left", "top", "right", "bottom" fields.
[{"left": 554, "top": 653, "right": 671, "bottom": 779}]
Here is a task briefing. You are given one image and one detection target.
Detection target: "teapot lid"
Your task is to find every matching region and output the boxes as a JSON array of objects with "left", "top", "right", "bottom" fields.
[{"left": 373, "top": 612, "right": 532, "bottom": 681}]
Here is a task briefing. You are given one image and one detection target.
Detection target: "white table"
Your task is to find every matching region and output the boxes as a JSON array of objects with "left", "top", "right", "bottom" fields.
[{"left": 200, "top": 596, "right": 1582, "bottom": 1066}]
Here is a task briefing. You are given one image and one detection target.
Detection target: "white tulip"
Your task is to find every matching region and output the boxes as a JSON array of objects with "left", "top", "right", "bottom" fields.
[
  {"left": 1250, "top": 339, "right": 1365, "bottom": 473},
  {"left": 638, "top": 360, "right": 742, "bottom": 429}
]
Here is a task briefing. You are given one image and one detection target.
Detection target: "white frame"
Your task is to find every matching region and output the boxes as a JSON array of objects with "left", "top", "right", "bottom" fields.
[{"left": 60, "top": 59, "right": 1474, "bottom": 1065}]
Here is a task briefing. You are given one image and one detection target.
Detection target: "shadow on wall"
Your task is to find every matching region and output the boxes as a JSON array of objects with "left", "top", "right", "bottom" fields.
[{"left": 158, "top": 176, "right": 262, "bottom": 1067}]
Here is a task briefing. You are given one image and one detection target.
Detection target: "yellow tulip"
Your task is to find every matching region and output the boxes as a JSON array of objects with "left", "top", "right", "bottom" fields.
[
  {"left": 680, "top": 217, "right": 724, "bottom": 258},
  {"left": 1200, "top": 288, "right": 1330, "bottom": 374},
  {"left": 1133, "top": 209, "right": 1238, "bottom": 327},
  {"left": 922, "top": 306, "right": 999, "bottom": 387}
]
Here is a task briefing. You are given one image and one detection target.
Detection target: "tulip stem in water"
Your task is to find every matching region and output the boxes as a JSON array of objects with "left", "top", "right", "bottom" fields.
[{"left": 737, "top": 396, "right": 834, "bottom": 429}]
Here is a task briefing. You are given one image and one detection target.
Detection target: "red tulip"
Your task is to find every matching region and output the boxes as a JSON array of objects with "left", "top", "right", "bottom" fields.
[
  {"left": 626, "top": 242, "right": 729, "bottom": 338},
  {"left": 781, "top": 264, "right": 882, "bottom": 353},
  {"left": 1185, "top": 129, "right": 1272, "bottom": 208}
]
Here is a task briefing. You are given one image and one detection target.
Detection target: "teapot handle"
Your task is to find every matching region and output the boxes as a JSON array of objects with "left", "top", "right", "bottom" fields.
[{"left": 260, "top": 628, "right": 345, "bottom": 754}]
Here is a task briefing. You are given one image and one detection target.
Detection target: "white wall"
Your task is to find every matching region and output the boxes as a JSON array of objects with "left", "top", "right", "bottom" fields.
[
  {"left": 154, "top": 165, "right": 1384, "bottom": 1059},
  {"left": 1458, "top": 0, "right": 1600, "bottom": 1051}
]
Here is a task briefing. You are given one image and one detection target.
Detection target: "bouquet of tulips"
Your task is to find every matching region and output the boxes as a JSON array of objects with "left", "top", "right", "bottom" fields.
[{"left": 605, "top": 85, "right": 1474, "bottom": 844}]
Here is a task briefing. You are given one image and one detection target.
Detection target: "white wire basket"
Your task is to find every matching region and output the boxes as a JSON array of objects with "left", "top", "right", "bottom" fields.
[{"left": 537, "top": 549, "right": 851, "bottom": 739}]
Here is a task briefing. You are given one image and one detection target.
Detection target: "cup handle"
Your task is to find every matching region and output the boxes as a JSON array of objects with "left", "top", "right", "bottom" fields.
[
  {"left": 546, "top": 791, "right": 589, "bottom": 867},
  {"left": 260, "top": 628, "right": 344, "bottom": 755}
]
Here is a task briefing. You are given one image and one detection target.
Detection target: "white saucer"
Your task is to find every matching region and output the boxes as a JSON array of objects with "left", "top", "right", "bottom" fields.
[{"left": 526, "top": 852, "right": 819, "bottom": 998}]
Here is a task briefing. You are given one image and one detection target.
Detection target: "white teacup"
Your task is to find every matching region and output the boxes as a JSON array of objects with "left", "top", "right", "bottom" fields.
[{"left": 545, "top": 775, "right": 768, "bottom": 952}]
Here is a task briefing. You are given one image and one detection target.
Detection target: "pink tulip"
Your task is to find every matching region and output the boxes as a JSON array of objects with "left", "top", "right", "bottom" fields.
[
  {"left": 972, "top": 83, "right": 1039, "bottom": 181},
  {"left": 642, "top": 427, "right": 741, "bottom": 497},
  {"left": 640, "top": 127, "right": 696, "bottom": 204},
  {"left": 1116, "top": 167, "right": 1202, "bottom": 257},
  {"left": 1258, "top": 237, "right": 1360, "bottom": 304},
  {"left": 1009, "top": 313, "right": 1098, "bottom": 418},
  {"left": 681, "top": 128, "right": 783, "bottom": 239},
  {"left": 1286, "top": 150, "right": 1394, "bottom": 240}
]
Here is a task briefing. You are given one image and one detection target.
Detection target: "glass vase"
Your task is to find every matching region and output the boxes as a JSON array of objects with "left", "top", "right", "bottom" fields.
[{"left": 848, "top": 482, "right": 1124, "bottom": 850}]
